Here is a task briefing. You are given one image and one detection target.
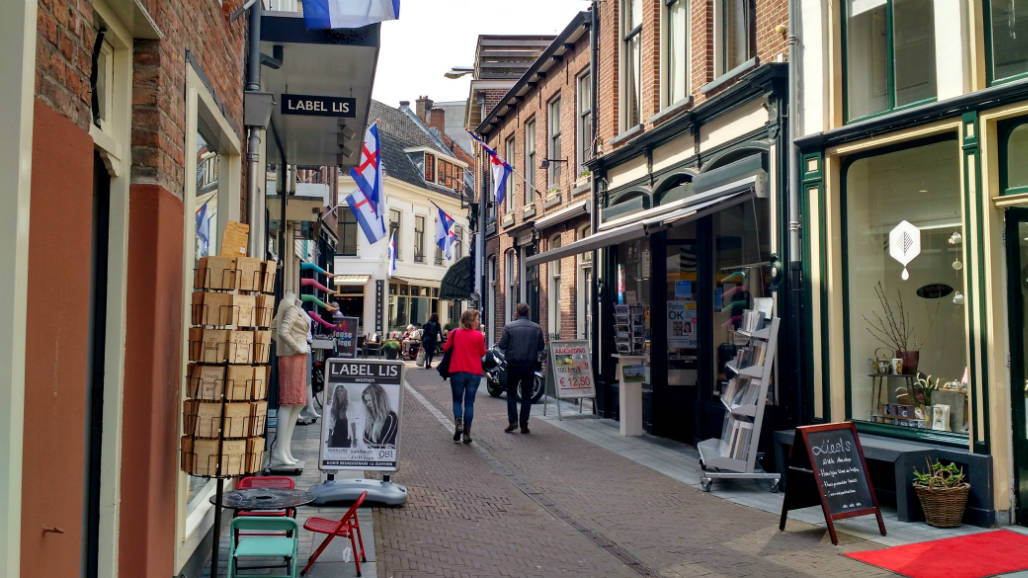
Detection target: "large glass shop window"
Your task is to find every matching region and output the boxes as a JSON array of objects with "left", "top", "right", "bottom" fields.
[
  {"left": 615, "top": 239, "right": 651, "bottom": 357},
  {"left": 844, "top": 137, "right": 969, "bottom": 436}
]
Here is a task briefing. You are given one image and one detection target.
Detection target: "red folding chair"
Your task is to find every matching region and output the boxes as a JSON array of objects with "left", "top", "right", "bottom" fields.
[
  {"left": 301, "top": 491, "right": 368, "bottom": 577},
  {"left": 236, "top": 475, "right": 297, "bottom": 518}
]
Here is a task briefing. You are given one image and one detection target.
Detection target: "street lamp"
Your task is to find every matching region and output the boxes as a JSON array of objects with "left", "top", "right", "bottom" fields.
[{"left": 444, "top": 66, "right": 474, "bottom": 79}]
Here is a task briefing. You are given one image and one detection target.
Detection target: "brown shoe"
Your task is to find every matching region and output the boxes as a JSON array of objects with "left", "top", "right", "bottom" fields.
[
  {"left": 504, "top": 423, "right": 518, "bottom": 433},
  {"left": 520, "top": 426, "right": 530, "bottom": 434}
]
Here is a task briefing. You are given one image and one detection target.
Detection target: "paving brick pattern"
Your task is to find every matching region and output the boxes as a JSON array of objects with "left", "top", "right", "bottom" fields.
[{"left": 376, "top": 366, "right": 891, "bottom": 578}]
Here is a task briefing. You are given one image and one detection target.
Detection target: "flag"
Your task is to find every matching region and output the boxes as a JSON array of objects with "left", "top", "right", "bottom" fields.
[
  {"left": 387, "top": 229, "right": 397, "bottom": 277},
  {"left": 431, "top": 201, "right": 457, "bottom": 261},
  {"left": 351, "top": 121, "right": 385, "bottom": 219},
  {"left": 344, "top": 190, "right": 386, "bottom": 244},
  {"left": 467, "top": 130, "right": 512, "bottom": 206},
  {"left": 303, "top": 0, "right": 400, "bottom": 30}
]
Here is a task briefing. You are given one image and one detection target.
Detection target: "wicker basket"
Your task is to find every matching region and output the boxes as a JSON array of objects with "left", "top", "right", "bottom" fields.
[{"left": 914, "top": 482, "right": 970, "bottom": 527}]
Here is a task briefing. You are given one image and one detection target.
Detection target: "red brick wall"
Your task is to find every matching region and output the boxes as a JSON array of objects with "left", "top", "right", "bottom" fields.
[
  {"left": 481, "top": 27, "right": 591, "bottom": 339},
  {"left": 35, "top": 0, "right": 95, "bottom": 128}
]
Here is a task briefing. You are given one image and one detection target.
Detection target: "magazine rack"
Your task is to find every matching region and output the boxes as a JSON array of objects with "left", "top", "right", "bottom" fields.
[{"left": 697, "top": 312, "right": 780, "bottom": 492}]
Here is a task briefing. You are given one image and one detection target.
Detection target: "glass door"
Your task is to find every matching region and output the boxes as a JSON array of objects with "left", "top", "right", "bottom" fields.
[{"left": 1007, "top": 208, "right": 1028, "bottom": 525}]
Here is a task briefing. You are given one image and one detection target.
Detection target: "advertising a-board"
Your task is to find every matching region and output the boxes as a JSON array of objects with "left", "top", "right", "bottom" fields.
[
  {"left": 320, "top": 359, "right": 403, "bottom": 471},
  {"left": 336, "top": 316, "right": 359, "bottom": 358},
  {"left": 549, "top": 340, "right": 596, "bottom": 399}
]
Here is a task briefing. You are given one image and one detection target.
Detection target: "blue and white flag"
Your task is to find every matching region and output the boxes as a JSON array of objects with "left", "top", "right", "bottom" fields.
[
  {"left": 431, "top": 201, "right": 457, "bottom": 261},
  {"left": 344, "top": 189, "right": 386, "bottom": 245},
  {"left": 303, "top": 0, "right": 400, "bottom": 30},
  {"left": 387, "top": 229, "right": 397, "bottom": 277},
  {"left": 467, "top": 130, "right": 512, "bottom": 206}
]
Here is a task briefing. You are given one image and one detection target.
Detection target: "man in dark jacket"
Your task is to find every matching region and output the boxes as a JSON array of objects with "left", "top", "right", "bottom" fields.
[{"left": 498, "top": 303, "right": 545, "bottom": 433}]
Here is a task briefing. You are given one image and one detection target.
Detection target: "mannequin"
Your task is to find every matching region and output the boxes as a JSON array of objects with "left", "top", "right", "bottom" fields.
[
  {"left": 269, "top": 291, "right": 311, "bottom": 469},
  {"left": 299, "top": 325, "right": 321, "bottom": 423}
]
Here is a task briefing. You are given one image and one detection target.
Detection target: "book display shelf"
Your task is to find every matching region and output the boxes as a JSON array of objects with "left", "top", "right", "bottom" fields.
[{"left": 698, "top": 312, "right": 781, "bottom": 492}]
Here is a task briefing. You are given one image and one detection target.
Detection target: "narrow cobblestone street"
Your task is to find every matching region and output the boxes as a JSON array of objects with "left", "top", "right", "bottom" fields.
[{"left": 374, "top": 365, "right": 890, "bottom": 578}]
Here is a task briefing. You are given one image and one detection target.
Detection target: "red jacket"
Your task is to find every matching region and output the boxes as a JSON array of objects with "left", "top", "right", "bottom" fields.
[{"left": 443, "top": 328, "right": 486, "bottom": 375}]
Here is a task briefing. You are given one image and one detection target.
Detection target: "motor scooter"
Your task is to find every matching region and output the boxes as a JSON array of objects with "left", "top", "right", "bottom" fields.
[{"left": 482, "top": 346, "right": 545, "bottom": 404}]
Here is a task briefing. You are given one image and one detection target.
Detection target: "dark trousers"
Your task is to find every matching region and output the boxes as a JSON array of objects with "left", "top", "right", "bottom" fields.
[
  {"left": 423, "top": 342, "right": 436, "bottom": 367},
  {"left": 506, "top": 366, "right": 535, "bottom": 427}
]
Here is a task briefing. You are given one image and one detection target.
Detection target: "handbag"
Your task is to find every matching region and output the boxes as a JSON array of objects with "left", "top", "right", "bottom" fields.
[
  {"left": 415, "top": 347, "right": 426, "bottom": 367},
  {"left": 437, "top": 332, "right": 455, "bottom": 379}
]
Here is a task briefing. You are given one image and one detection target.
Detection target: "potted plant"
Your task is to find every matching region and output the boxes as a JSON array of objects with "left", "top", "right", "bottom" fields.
[
  {"left": 912, "top": 373, "right": 940, "bottom": 414},
  {"left": 864, "top": 282, "right": 924, "bottom": 374},
  {"left": 912, "top": 458, "right": 970, "bottom": 527},
  {"left": 382, "top": 339, "right": 401, "bottom": 360}
]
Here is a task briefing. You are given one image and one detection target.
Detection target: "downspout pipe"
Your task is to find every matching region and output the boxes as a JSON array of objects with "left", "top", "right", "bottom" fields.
[
  {"left": 589, "top": 1, "right": 603, "bottom": 414},
  {"left": 787, "top": 0, "right": 806, "bottom": 423},
  {"left": 245, "top": 0, "right": 265, "bottom": 258}
]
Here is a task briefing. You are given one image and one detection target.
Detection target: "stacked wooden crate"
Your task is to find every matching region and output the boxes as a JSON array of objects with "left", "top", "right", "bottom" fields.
[{"left": 180, "top": 255, "right": 277, "bottom": 477}]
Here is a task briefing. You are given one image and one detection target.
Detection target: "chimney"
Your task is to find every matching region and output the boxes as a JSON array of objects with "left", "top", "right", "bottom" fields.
[
  {"left": 415, "top": 95, "right": 433, "bottom": 122},
  {"left": 399, "top": 100, "right": 410, "bottom": 108},
  {"left": 430, "top": 108, "right": 445, "bottom": 133}
]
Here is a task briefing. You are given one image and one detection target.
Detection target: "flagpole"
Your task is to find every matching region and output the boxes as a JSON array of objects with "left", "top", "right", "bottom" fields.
[{"left": 466, "top": 130, "right": 550, "bottom": 202}]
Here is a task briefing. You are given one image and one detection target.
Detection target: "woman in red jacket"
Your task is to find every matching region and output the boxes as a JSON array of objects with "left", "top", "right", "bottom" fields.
[{"left": 443, "top": 309, "right": 486, "bottom": 444}]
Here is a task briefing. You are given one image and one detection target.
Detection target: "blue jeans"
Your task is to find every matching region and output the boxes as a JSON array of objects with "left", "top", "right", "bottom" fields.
[{"left": 450, "top": 372, "right": 481, "bottom": 429}]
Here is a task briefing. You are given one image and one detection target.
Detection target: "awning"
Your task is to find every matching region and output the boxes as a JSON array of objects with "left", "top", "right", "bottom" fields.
[
  {"left": 333, "top": 274, "right": 370, "bottom": 286},
  {"left": 261, "top": 12, "right": 380, "bottom": 167},
  {"left": 524, "top": 221, "right": 645, "bottom": 268},
  {"left": 642, "top": 190, "right": 752, "bottom": 231},
  {"left": 391, "top": 277, "right": 441, "bottom": 287},
  {"left": 534, "top": 201, "right": 590, "bottom": 231},
  {"left": 439, "top": 256, "right": 472, "bottom": 300}
]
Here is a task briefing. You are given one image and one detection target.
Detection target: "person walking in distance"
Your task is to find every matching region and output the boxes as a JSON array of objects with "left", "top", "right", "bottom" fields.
[
  {"left": 421, "top": 313, "right": 442, "bottom": 369},
  {"left": 442, "top": 309, "right": 486, "bottom": 443},
  {"left": 499, "top": 303, "right": 546, "bottom": 434}
]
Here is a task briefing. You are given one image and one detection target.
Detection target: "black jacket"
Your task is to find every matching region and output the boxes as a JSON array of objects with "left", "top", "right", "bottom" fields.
[
  {"left": 421, "top": 320, "right": 441, "bottom": 345},
  {"left": 498, "top": 317, "right": 545, "bottom": 368}
]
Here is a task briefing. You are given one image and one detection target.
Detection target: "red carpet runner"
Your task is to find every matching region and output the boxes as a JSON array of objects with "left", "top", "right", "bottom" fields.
[{"left": 844, "top": 530, "right": 1028, "bottom": 578}]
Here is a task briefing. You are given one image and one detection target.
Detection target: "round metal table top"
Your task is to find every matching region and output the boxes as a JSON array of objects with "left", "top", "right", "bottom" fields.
[{"left": 211, "top": 487, "right": 316, "bottom": 510}]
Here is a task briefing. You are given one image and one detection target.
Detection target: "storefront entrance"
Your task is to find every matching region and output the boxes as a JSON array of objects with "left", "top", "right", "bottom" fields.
[{"left": 1005, "top": 207, "right": 1028, "bottom": 525}]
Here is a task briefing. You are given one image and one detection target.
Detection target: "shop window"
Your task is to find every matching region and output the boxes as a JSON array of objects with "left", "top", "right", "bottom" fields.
[
  {"left": 715, "top": 0, "right": 750, "bottom": 78},
  {"left": 525, "top": 120, "right": 536, "bottom": 203},
  {"left": 414, "top": 215, "right": 425, "bottom": 263},
  {"left": 987, "top": 0, "right": 1028, "bottom": 84},
  {"left": 1001, "top": 119, "right": 1028, "bottom": 195},
  {"left": 843, "top": 137, "right": 968, "bottom": 437},
  {"left": 576, "top": 71, "right": 592, "bottom": 174},
  {"left": 505, "top": 135, "right": 516, "bottom": 212},
  {"left": 621, "top": 0, "right": 643, "bottom": 130},
  {"left": 665, "top": 0, "right": 690, "bottom": 106},
  {"left": 548, "top": 96, "right": 562, "bottom": 189},
  {"left": 337, "top": 205, "right": 358, "bottom": 256},
  {"left": 578, "top": 225, "right": 592, "bottom": 262},
  {"left": 845, "top": 0, "right": 936, "bottom": 121},
  {"left": 548, "top": 235, "right": 563, "bottom": 336}
]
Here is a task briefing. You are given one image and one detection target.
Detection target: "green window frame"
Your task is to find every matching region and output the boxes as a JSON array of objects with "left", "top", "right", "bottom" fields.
[
  {"left": 984, "top": 1, "right": 1028, "bottom": 86},
  {"left": 842, "top": 0, "right": 937, "bottom": 123},
  {"left": 1000, "top": 117, "right": 1028, "bottom": 196}
]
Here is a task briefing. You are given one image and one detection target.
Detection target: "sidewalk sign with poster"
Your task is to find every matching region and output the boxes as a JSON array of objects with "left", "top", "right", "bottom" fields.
[
  {"left": 667, "top": 300, "right": 697, "bottom": 348},
  {"left": 543, "top": 340, "right": 598, "bottom": 420},
  {"left": 336, "top": 316, "right": 359, "bottom": 358},
  {"left": 309, "top": 358, "right": 408, "bottom": 506}
]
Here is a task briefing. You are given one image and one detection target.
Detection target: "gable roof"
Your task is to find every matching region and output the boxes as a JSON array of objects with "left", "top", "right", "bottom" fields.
[{"left": 367, "top": 100, "right": 466, "bottom": 198}]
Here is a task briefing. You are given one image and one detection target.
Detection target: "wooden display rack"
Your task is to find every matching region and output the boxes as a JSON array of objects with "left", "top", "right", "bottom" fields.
[{"left": 698, "top": 312, "right": 781, "bottom": 492}]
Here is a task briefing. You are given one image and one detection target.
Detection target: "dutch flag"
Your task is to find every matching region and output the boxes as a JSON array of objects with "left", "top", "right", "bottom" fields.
[
  {"left": 431, "top": 201, "right": 457, "bottom": 261},
  {"left": 387, "top": 229, "right": 397, "bottom": 277},
  {"left": 303, "top": 0, "right": 400, "bottom": 30},
  {"left": 467, "top": 130, "right": 512, "bottom": 206}
]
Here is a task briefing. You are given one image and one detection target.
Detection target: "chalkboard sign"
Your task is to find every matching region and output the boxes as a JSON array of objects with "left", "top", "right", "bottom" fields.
[{"left": 779, "top": 423, "right": 885, "bottom": 545}]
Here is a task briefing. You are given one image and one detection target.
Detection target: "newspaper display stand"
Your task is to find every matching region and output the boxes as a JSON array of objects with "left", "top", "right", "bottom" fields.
[
  {"left": 309, "top": 358, "right": 408, "bottom": 506},
  {"left": 698, "top": 312, "right": 781, "bottom": 492}
]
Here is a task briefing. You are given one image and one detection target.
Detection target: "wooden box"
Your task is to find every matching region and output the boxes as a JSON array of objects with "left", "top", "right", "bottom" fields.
[
  {"left": 234, "top": 294, "right": 257, "bottom": 327},
  {"left": 245, "top": 437, "right": 265, "bottom": 474},
  {"left": 237, "top": 257, "right": 263, "bottom": 292},
  {"left": 196, "top": 256, "right": 238, "bottom": 291},
  {"left": 191, "top": 292, "right": 234, "bottom": 326},
  {"left": 183, "top": 400, "right": 252, "bottom": 438},
  {"left": 261, "top": 260, "right": 277, "bottom": 293},
  {"left": 225, "top": 365, "right": 255, "bottom": 400},
  {"left": 197, "top": 329, "right": 254, "bottom": 364},
  {"left": 229, "top": 330, "right": 255, "bottom": 364},
  {"left": 255, "top": 294, "right": 274, "bottom": 327},
  {"left": 187, "top": 364, "right": 226, "bottom": 400},
  {"left": 252, "top": 365, "right": 270, "bottom": 400},
  {"left": 181, "top": 436, "right": 246, "bottom": 477},
  {"left": 253, "top": 330, "right": 272, "bottom": 363},
  {"left": 188, "top": 327, "right": 205, "bottom": 362},
  {"left": 249, "top": 401, "right": 268, "bottom": 436}
]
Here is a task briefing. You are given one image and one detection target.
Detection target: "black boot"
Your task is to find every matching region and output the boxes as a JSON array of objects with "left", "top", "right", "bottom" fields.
[
  {"left": 462, "top": 425, "right": 472, "bottom": 444},
  {"left": 453, "top": 417, "right": 463, "bottom": 443}
]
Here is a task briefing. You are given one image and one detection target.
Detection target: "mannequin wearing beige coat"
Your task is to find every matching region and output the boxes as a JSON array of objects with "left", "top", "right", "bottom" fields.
[{"left": 270, "top": 291, "right": 311, "bottom": 468}]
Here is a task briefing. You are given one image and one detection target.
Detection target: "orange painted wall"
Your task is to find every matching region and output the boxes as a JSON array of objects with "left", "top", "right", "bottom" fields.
[
  {"left": 119, "top": 184, "right": 184, "bottom": 577},
  {"left": 21, "top": 100, "right": 93, "bottom": 577}
]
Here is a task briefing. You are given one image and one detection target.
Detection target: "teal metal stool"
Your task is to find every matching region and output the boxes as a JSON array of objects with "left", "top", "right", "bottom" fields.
[{"left": 228, "top": 516, "right": 299, "bottom": 578}]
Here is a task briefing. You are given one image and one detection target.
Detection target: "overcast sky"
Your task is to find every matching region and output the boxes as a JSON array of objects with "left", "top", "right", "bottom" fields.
[{"left": 372, "top": 0, "right": 592, "bottom": 107}]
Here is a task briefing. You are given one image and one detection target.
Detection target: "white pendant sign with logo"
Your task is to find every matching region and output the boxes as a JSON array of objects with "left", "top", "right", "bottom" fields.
[{"left": 889, "top": 220, "right": 921, "bottom": 281}]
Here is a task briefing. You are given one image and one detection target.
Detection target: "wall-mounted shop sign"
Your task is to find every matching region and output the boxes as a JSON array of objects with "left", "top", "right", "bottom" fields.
[{"left": 281, "top": 93, "right": 356, "bottom": 117}]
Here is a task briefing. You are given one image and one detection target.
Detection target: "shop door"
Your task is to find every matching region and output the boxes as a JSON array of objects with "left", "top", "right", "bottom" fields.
[{"left": 1007, "top": 208, "right": 1028, "bottom": 524}]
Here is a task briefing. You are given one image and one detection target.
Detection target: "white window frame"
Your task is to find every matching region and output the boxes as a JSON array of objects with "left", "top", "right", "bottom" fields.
[
  {"left": 177, "top": 64, "right": 242, "bottom": 570},
  {"left": 525, "top": 119, "right": 536, "bottom": 203},
  {"left": 576, "top": 70, "right": 592, "bottom": 175},
  {"left": 576, "top": 225, "right": 592, "bottom": 340},
  {"left": 663, "top": 0, "right": 691, "bottom": 108},
  {"left": 714, "top": 0, "right": 752, "bottom": 78},
  {"left": 547, "top": 95, "right": 562, "bottom": 189},
  {"left": 505, "top": 250, "right": 516, "bottom": 322},
  {"left": 620, "top": 0, "right": 643, "bottom": 131},
  {"left": 548, "top": 235, "right": 562, "bottom": 336},
  {"left": 488, "top": 255, "right": 497, "bottom": 346}
]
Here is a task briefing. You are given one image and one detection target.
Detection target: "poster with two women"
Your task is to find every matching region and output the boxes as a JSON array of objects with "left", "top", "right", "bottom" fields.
[{"left": 320, "top": 359, "right": 404, "bottom": 471}]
